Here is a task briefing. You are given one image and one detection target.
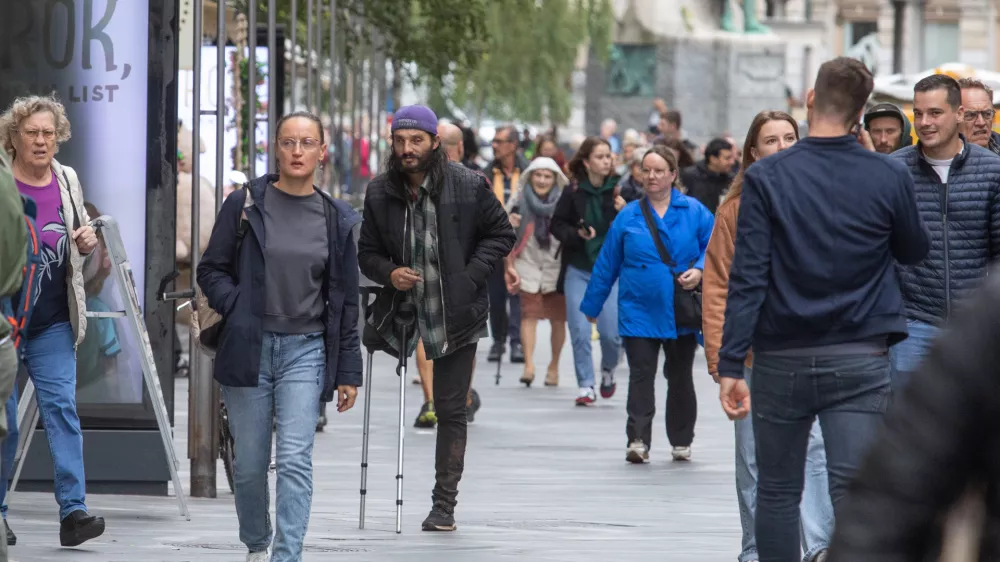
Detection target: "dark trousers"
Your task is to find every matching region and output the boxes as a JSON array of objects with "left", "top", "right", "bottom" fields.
[
  {"left": 487, "top": 265, "right": 520, "bottom": 346},
  {"left": 431, "top": 342, "right": 478, "bottom": 512},
  {"left": 752, "top": 352, "right": 890, "bottom": 562},
  {"left": 623, "top": 335, "right": 697, "bottom": 450}
]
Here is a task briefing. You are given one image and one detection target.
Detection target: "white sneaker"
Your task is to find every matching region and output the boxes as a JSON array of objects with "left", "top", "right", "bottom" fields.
[
  {"left": 574, "top": 387, "right": 597, "bottom": 406},
  {"left": 626, "top": 440, "right": 649, "bottom": 464},
  {"left": 671, "top": 446, "right": 692, "bottom": 461},
  {"left": 247, "top": 550, "right": 270, "bottom": 562}
]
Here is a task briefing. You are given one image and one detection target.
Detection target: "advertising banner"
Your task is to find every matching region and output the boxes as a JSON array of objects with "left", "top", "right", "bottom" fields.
[{"left": 0, "top": 1, "right": 150, "bottom": 408}]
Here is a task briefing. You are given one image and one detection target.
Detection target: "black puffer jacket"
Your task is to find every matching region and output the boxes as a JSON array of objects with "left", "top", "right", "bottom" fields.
[
  {"left": 680, "top": 160, "right": 735, "bottom": 215},
  {"left": 828, "top": 266, "right": 1000, "bottom": 562},
  {"left": 357, "top": 162, "right": 515, "bottom": 352},
  {"left": 891, "top": 140, "right": 1000, "bottom": 324}
]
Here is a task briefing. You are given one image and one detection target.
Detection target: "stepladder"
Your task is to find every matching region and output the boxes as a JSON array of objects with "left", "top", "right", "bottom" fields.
[{"left": 10, "top": 216, "right": 190, "bottom": 520}]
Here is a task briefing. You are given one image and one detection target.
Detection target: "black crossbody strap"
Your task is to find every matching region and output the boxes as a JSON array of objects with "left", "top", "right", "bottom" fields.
[{"left": 639, "top": 197, "right": 675, "bottom": 268}]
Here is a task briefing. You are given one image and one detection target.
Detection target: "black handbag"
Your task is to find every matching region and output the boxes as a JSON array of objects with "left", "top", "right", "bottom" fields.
[{"left": 639, "top": 197, "right": 702, "bottom": 331}]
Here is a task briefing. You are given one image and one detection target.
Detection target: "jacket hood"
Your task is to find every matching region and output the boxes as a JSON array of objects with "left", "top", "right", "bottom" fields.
[
  {"left": 864, "top": 103, "right": 913, "bottom": 149},
  {"left": 518, "top": 157, "right": 569, "bottom": 191}
]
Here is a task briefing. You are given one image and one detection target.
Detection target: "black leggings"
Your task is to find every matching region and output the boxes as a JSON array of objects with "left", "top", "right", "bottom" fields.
[{"left": 623, "top": 335, "right": 698, "bottom": 449}]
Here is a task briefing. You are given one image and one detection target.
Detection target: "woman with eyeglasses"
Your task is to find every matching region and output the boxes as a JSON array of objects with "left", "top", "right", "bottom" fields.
[
  {"left": 198, "top": 110, "right": 363, "bottom": 562},
  {"left": 581, "top": 145, "right": 713, "bottom": 463},
  {"left": 0, "top": 95, "right": 104, "bottom": 548}
]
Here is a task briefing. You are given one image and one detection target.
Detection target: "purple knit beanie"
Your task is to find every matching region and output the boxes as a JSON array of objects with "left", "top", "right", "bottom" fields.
[{"left": 391, "top": 105, "right": 439, "bottom": 136}]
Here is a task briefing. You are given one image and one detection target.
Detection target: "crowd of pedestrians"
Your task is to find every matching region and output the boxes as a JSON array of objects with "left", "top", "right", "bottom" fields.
[{"left": 6, "top": 52, "right": 1000, "bottom": 562}]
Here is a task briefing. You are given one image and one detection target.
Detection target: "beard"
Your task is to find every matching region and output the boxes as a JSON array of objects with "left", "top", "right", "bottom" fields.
[{"left": 393, "top": 148, "right": 434, "bottom": 173}]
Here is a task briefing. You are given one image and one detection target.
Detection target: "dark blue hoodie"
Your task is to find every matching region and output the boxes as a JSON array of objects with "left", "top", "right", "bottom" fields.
[{"left": 717, "top": 135, "right": 931, "bottom": 380}]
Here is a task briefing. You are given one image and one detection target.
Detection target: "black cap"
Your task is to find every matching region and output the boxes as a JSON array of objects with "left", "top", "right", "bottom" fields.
[{"left": 864, "top": 103, "right": 903, "bottom": 127}]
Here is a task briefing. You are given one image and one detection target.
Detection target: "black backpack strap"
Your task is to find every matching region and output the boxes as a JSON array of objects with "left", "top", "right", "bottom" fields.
[{"left": 639, "top": 197, "right": 675, "bottom": 269}]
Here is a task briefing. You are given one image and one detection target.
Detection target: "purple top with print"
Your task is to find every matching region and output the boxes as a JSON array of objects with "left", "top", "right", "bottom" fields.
[{"left": 17, "top": 172, "right": 70, "bottom": 336}]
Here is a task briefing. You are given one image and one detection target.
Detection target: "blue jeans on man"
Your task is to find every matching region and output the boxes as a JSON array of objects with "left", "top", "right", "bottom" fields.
[
  {"left": 0, "top": 322, "right": 89, "bottom": 520},
  {"left": 888, "top": 318, "right": 939, "bottom": 392},
  {"left": 222, "top": 331, "right": 324, "bottom": 562},
  {"left": 750, "top": 352, "right": 890, "bottom": 562},
  {"left": 735, "top": 366, "right": 834, "bottom": 562},
  {"left": 563, "top": 265, "right": 620, "bottom": 389}
]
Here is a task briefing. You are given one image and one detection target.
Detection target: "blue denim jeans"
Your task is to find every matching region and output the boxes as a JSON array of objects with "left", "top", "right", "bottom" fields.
[
  {"left": 735, "top": 366, "right": 834, "bottom": 562},
  {"left": 751, "top": 352, "right": 890, "bottom": 562},
  {"left": 221, "top": 331, "right": 325, "bottom": 562},
  {"left": 0, "top": 322, "right": 88, "bottom": 520},
  {"left": 888, "top": 318, "right": 939, "bottom": 392},
  {"left": 563, "top": 265, "right": 621, "bottom": 388}
]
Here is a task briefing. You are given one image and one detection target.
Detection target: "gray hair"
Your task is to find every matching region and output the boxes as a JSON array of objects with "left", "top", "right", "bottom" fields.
[
  {"left": 628, "top": 145, "right": 650, "bottom": 166},
  {"left": 0, "top": 94, "right": 72, "bottom": 159}
]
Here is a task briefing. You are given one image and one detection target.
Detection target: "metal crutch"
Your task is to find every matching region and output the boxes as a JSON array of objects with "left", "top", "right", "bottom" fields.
[
  {"left": 358, "top": 286, "right": 376, "bottom": 529},
  {"left": 393, "top": 302, "right": 417, "bottom": 534}
]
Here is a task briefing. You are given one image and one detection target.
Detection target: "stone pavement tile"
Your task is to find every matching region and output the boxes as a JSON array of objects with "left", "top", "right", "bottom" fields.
[{"left": 8, "top": 324, "right": 747, "bottom": 561}]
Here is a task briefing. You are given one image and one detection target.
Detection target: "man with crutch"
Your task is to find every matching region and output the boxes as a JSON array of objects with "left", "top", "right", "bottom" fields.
[{"left": 358, "top": 105, "right": 515, "bottom": 532}]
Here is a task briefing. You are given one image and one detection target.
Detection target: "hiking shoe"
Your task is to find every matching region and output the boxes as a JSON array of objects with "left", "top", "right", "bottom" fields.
[
  {"left": 246, "top": 550, "right": 270, "bottom": 562},
  {"left": 59, "top": 510, "right": 105, "bottom": 547},
  {"left": 599, "top": 369, "right": 616, "bottom": 399},
  {"left": 812, "top": 550, "right": 828, "bottom": 562},
  {"left": 5, "top": 520, "right": 15, "bottom": 546},
  {"left": 671, "top": 446, "right": 692, "bottom": 461},
  {"left": 509, "top": 343, "right": 525, "bottom": 363},
  {"left": 414, "top": 401, "right": 437, "bottom": 428},
  {"left": 626, "top": 440, "right": 649, "bottom": 464},
  {"left": 575, "top": 387, "right": 597, "bottom": 406},
  {"left": 421, "top": 506, "right": 457, "bottom": 531},
  {"left": 467, "top": 388, "right": 482, "bottom": 423},
  {"left": 487, "top": 341, "right": 504, "bottom": 362}
]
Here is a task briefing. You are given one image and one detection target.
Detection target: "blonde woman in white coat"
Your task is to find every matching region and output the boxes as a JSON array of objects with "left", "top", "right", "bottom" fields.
[
  {"left": 504, "top": 157, "right": 569, "bottom": 387},
  {"left": 0, "top": 95, "right": 105, "bottom": 548}
]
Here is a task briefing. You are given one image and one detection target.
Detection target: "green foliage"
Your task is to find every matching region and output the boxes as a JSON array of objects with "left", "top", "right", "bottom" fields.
[
  {"left": 447, "top": 0, "right": 612, "bottom": 124},
  {"left": 234, "top": 55, "right": 268, "bottom": 174}
]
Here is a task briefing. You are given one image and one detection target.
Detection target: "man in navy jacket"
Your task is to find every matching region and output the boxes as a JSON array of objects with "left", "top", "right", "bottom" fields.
[{"left": 717, "top": 57, "right": 931, "bottom": 562}]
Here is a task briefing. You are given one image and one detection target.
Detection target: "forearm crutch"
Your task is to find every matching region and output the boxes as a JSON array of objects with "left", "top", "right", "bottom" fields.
[
  {"left": 358, "top": 286, "right": 376, "bottom": 529},
  {"left": 393, "top": 302, "right": 417, "bottom": 534}
]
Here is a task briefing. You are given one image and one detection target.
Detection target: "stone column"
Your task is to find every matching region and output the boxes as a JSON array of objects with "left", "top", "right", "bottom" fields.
[{"left": 959, "top": 0, "right": 993, "bottom": 69}]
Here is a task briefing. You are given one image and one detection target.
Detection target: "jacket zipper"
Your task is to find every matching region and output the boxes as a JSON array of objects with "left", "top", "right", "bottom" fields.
[
  {"left": 942, "top": 181, "right": 951, "bottom": 319},
  {"left": 434, "top": 223, "right": 449, "bottom": 355}
]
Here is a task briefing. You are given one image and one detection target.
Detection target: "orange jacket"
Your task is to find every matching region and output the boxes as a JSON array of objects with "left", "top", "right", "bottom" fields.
[{"left": 702, "top": 196, "right": 752, "bottom": 376}]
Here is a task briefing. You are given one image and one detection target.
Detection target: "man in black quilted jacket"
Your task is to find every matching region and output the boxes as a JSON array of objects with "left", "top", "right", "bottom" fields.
[
  {"left": 890, "top": 73, "right": 1000, "bottom": 392},
  {"left": 358, "top": 105, "right": 515, "bottom": 532}
]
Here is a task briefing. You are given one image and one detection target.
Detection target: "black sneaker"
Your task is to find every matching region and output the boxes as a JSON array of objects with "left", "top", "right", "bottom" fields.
[
  {"left": 486, "top": 341, "right": 504, "bottom": 362},
  {"left": 421, "top": 506, "right": 456, "bottom": 531},
  {"left": 5, "top": 519, "right": 15, "bottom": 546},
  {"left": 59, "top": 510, "right": 105, "bottom": 547},
  {"left": 509, "top": 343, "right": 525, "bottom": 363},
  {"left": 467, "top": 388, "right": 482, "bottom": 423},
  {"left": 414, "top": 401, "right": 437, "bottom": 428}
]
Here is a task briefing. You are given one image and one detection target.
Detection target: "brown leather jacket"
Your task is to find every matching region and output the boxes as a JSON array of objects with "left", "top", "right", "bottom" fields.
[{"left": 702, "top": 196, "right": 752, "bottom": 376}]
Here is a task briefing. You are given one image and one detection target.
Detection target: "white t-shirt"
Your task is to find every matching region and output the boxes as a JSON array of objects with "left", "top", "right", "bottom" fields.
[{"left": 924, "top": 154, "right": 952, "bottom": 183}]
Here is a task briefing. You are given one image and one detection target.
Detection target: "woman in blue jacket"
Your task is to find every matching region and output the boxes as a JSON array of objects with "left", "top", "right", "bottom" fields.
[{"left": 581, "top": 145, "right": 713, "bottom": 464}]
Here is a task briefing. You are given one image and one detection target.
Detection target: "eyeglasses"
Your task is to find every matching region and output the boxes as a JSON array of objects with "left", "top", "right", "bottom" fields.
[
  {"left": 277, "top": 137, "right": 321, "bottom": 151},
  {"left": 20, "top": 128, "right": 56, "bottom": 142},
  {"left": 964, "top": 109, "right": 996, "bottom": 122},
  {"left": 491, "top": 138, "right": 514, "bottom": 145}
]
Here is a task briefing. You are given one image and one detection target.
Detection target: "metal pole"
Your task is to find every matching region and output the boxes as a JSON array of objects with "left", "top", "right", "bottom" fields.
[
  {"left": 316, "top": 0, "right": 323, "bottom": 115},
  {"left": 217, "top": 1, "right": 226, "bottom": 213},
  {"left": 290, "top": 0, "right": 297, "bottom": 112},
  {"left": 190, "top": 0, "right": 218, "bottom": 499},
  {"left": 327, "top": 0, "right": 340, "bottom": 189},
  {"left": 248, "top": 0, "right": 258, "bottom": 178},
  {"left": 306, "top": 0, "right": 314, "bottom": 112},
  {"left": 268, "top": 0, "right": 277, "bottom": 171}
]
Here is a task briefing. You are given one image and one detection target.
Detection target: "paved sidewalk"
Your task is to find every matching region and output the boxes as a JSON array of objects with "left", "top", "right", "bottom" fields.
[{"left": 8, "top": 325, "right": 746, "bottom": 561}]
